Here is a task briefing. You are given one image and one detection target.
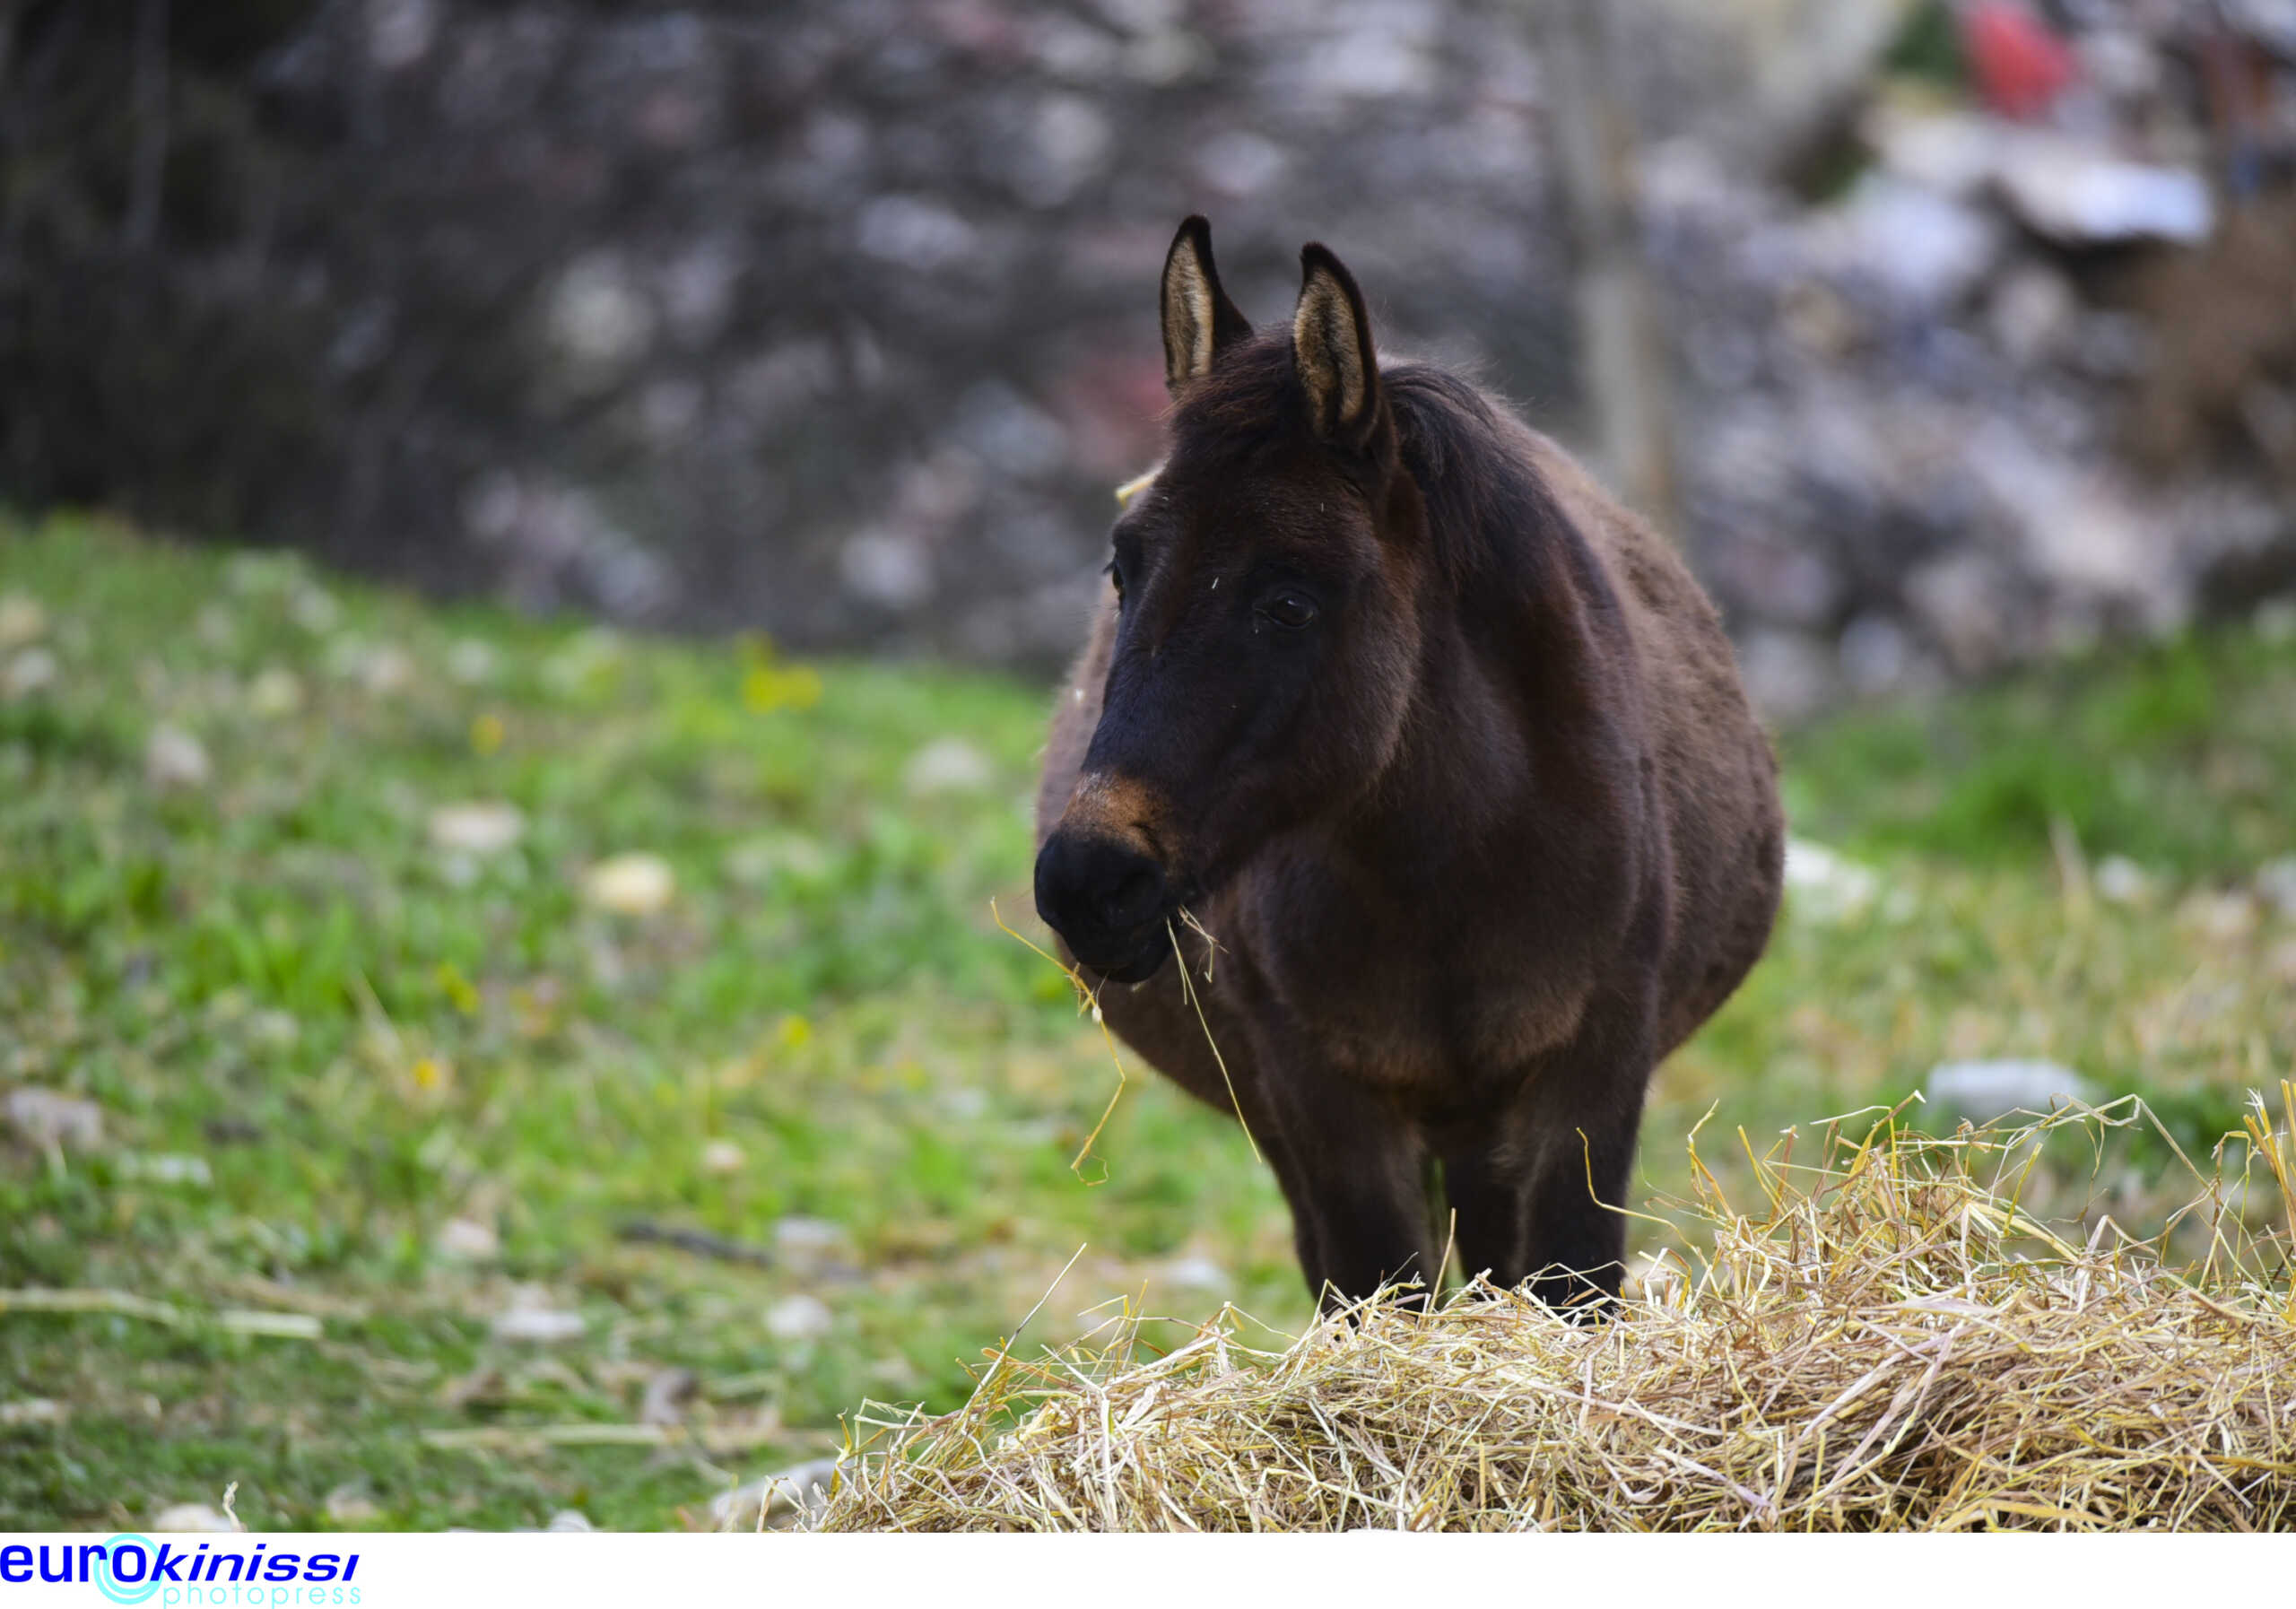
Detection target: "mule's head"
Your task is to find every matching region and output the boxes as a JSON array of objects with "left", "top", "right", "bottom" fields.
[{"left": 1036, "top": 217, "right": 1427, "bottom": 981}]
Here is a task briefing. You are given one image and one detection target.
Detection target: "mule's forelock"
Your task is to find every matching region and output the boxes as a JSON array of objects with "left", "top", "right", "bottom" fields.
[
  {"left": 1292, "top": 244, "right": 1380, "bottom": 450},
  {"left": 1161, "top": 216, "right": 1253, "bottom": 393}
]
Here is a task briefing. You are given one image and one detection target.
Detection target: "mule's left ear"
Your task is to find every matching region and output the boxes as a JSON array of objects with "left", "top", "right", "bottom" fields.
[{"left": 1291, "top": 243, "right": 1380, "bottom": 449}]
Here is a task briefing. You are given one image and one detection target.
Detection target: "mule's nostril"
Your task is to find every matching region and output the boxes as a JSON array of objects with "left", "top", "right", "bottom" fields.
[
  {"left": 1034, "top": 831, "right": 1166, "bottom": 964},
  {"left": 1101, "top": 864, "right": 1164, "bottom": 929}
]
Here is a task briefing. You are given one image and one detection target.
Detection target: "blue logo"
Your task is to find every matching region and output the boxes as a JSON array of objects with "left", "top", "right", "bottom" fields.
[{"left": 91, "top": 1535, "right": 160, "bottom": 1605}]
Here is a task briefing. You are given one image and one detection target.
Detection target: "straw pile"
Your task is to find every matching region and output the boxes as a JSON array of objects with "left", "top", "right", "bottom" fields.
[{"left": 812, "top": 1096, "right": 2296, "bottom": 1531}]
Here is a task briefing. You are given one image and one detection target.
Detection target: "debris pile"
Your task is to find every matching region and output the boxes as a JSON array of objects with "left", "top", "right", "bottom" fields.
[
  {"left": 1645, "top": 1, "right": 2296, "bottom": 714},
  {"left": 1, "top": 2, "right": 2290, "bottom": 703}
]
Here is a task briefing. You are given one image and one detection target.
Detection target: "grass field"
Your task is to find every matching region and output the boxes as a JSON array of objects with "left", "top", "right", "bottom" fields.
[{"left": 3, "top": 511, "right": 2292, "bottom": 1530}]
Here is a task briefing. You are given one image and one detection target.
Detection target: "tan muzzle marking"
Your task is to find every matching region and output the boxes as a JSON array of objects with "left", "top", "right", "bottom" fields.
[{"left": 1060, "top": 770, "right": 1170, "bottom": 858}]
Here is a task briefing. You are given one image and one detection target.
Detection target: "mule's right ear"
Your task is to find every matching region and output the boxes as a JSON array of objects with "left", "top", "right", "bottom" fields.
[{"left": 1160, "top": 215, "right": 1253, "bottom": 393}]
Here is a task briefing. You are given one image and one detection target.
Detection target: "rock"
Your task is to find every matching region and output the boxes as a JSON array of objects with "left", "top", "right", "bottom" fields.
[
  {"left": 1994, "top": 141, "right": 2213, "bottom": 247},
  {"left": 700, "top": 1138, "right": 745, "bottom": 1175},
  {"left": 1782, "top": 838, "right": 1880, "bottom": 924},
  {"left": 3, "top": 647, "right": 58, "bottom": 700},
  {"left": 904, "top": 736, "right": 996, "bottom": 796},
  {"left": 655, "top": 216, "right": 738, "bottom": 329},
  {"left": 1157, "top": 1253, "right": 1230, "bottom": 1294},
  {"left": 145, "top": 725, "right": 213, "bottom": 791},
  {"left": 1865, "top": 107, "right": 2003, "bottom": 198},
  {"left": 446, "top": 639, "right": 497, "bottom": 684},
  {"left": 1964, "top": 431, "right": 2161, "bottom": 604},
  {"left": 545, "top": 1509, "right": 595, "bottom": 1533},
  {"left": 581, "top": 851, "right": 676, "bottom": 916},
  {"left": 764, "top": 1293, "right": 832, "bottom": 1342},
  {"left": 2256, "top": 856, "right": 2296, "bottom": 921},
  {"left": 839, "top": 529, "right": 934, "bottom": 613},
  {"left": 639, "top": 1367, "right": 699, "bottom": 1426},
  {"left": 290, "top": 586, "right": 341, "bottom": 634},
  {"left": 0, "top": 1399, "right": 65, "bottom": 1426},
  {"left": 722, "top": 832, "right": 832, "bottom": 889},
  {"left": 1737, "top": 631, "right": 1834, "bottom": 725},
  {"left": 1838, "top": 613, "right": 1917, "bottom": 697},
  {"left": 120, "top": 1152, "right": 213, "bottom": 1187},
  {"left": 2269, "top": 937, "right": 2296, "bottom": 988},
  {"left": 428, "top": 800, "right": 526, "bottom": 855},
  {"left": 854, "top": 195, "right": 978, "bottom": 270},
  {"left": 1987, "top": 262, "right": 2079, "bottom": 366},
  {"left": 2179, "top": 890, "right": 2260, "bottom": 944},
  {"left": 1925, "top": 1059, "right": 2097, "bottom": 1126},
  {"left": 1820, "top": 175, "right": 2002, "bottom": 311},
  {"left": 1013, "top": 93, "right": 1111, "bottom": 206},
  {"left": 0, "top": 592, "right": 46, "bottom": 651},
  {"left": 323, "top": 1484, "right": 383, "bottom": 1526},
  {"left": 547, "top": 253, "right": 657, "bottom": 388},
  {"left": 1649, "top": 0, "right": 1918, "bottom": 174},
  {"left": 434, "top": 1216, "right": 500, "bottom": 1261},
  {"left": 1906, "top": 552, "right": 2018, "bottom": 676},
  {"left": 773, "top": 1216, "right": 848, "bottom": 1256},
  {"left": 958, "top": 382, "right": 1068, "bottom": 480},
  {"left": 711, "top": 1457, "right": 841, "bottom": 1530},
  {"left": 491, "top": 1295, "right": 586, "bottom": 1344},
  {"left": 247, "top": 666, "right": 305, "bottom": 718},
  {"left": 366, "top": 0, "right": 437, "bottom": 71},
  {"left": 151, "top": 1502, "right": 239, "bottom": 1533},
  {"left": 2093, "top": 855, "right": 2155, "bottom": 907},
  {"left": 5, "top": 1087, "right": 105, "bottom": 1150},
  {"left": 1195, "top": 129, "right": 1288, "bottom": 197},
  {"left": 358, "top": 643, "right": 415, "bottom": 696}
]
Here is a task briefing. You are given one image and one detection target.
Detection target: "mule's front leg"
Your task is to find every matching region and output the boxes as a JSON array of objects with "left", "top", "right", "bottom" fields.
[
  {"left": 1262, "top": 1074, "right": 1434, "bottom": 1313},
  {"left": 1516, "top": 1082, "right": 1643, "bottom": 1318},
  {"left": 1442, "top": 1015, "right": 1654, "bottom": 1319}
]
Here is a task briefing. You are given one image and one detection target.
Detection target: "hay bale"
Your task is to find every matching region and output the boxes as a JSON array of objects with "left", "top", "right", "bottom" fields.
[{"left": 812, "top": 1097, "right": 2296, "bottom": 1532}]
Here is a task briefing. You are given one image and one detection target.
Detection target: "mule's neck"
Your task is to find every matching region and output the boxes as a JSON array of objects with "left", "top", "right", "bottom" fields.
[{"left": 1343, "top": 451, "right": 1648, "bottom": 877}]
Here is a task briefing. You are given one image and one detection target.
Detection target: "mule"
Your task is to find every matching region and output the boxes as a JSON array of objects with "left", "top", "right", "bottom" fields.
[{"left": 1033, "top": 217, "right": 1783, "bottom": 1316}]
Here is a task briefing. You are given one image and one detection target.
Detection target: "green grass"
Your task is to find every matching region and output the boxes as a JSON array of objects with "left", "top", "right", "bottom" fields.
[{"left": 3, "top": 512, "right": 2292, "bottom": 1529}]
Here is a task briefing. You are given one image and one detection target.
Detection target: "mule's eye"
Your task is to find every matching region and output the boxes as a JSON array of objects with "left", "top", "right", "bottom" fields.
[
  {"left": 1258, "top": 589, "right": 1318, "bottom": 631},
  {"left": 1105, "top": 560, "right": 1126, "bottom": 604}
]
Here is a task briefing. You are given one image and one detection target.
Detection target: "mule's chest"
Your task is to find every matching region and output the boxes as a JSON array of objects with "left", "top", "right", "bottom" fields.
[{"left": 1214, "top": 851, "right": 1597, "bottom": 1098}]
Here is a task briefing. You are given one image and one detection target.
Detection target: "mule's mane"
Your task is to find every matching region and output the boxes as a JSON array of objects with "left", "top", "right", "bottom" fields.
[{"left": 1170, "top": 335, "right": 1570, "bottom": 595}]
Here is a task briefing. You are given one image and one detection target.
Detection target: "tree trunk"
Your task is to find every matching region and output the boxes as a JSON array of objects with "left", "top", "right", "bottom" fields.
[{"left": 1528, "top": 0, "right": 1681, "bottom": 536}]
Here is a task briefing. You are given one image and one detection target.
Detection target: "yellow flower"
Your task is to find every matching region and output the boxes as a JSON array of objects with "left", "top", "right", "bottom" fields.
[
  {"left": 470, "top": 713, "right": 506, "bottom": 756},
  {"left": 739, "top": 637, "right": 822, "bottom": 714},
  {"left": 742, "top": 662, "right": 822, "bottom": 714},
  {"left": 436, "top": 961, "right": 480, "bottom": 1016}
]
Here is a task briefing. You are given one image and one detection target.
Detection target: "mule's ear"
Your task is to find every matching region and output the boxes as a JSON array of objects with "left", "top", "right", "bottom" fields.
[
  {"left": 1161, "top": 215, "right": 1253, "bottom": 392},
  {"left": 1291, "top": 243, "right": 1380, "bottom": 448}
]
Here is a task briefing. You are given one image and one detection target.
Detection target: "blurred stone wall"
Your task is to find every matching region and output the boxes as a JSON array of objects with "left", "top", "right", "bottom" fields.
[
  {"left": 3, "top": 0, "right": 2292, "bottom": 709},
  {"left": 1, "top": 0, "right": 1576, "bottom": 667}
]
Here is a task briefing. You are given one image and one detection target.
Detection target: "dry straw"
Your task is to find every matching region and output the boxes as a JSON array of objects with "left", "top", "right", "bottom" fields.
[{"left": 809, "top": 1090, "right": 2296, "bottom": 1531}]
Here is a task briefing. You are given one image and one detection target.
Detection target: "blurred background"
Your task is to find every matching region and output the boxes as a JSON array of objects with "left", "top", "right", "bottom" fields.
[
  {"left": 2, "top": 0, "right": 2293, "bottom": 1535},
  {"left": 7, "top": 0, "right": 2292, "bottom": 704}
]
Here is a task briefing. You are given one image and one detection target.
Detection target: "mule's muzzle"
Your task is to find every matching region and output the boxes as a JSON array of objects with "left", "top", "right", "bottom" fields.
[{"left": 1034, "top": 830, "right": 1174, "bottom": 983}]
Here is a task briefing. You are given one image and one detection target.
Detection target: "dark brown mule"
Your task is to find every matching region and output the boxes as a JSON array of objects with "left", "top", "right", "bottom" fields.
[{"left": 1034, "top": 217, "right": 1783, "bottom": 1316}]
